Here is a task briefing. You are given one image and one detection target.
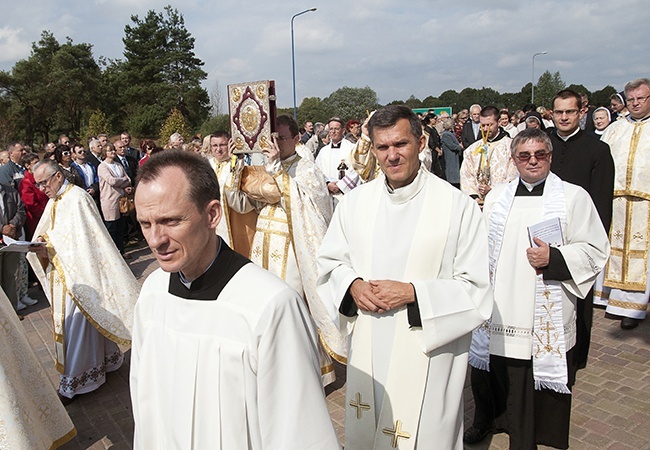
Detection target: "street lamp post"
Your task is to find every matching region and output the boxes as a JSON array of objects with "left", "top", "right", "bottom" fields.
[
  {"left": 531, "top": 51, "right": 548, "bottom": 104},
  {"left": 291, "top": 7, "right": 317, "bottom": 120}
]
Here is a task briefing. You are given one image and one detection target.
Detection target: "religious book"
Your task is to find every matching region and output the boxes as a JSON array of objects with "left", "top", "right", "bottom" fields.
[
  {"left": 228, "top": 80, "right": 276, "bottom": 154},
  {"left": 0, "top": 236, "right": 46, "bottom": 253},
  {"left": 528, "top": 217, "right": 564, "bottom": 248}
]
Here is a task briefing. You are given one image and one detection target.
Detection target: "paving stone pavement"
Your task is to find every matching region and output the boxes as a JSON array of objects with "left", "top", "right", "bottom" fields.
[{"left": 18, "top": 241, "right": 650, "bottom": 449}]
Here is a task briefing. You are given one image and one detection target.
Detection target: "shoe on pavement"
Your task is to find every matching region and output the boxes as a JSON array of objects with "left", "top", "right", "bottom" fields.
[
  {"left": 21, "top": 295, "right": 38, "bottom": 306},
  {"left": 463, "top": 426, "right": 493, "bottom": 444},
  {"left": 16, "top": 300, "right": 27, "bottom": 311},
  {"left": 621, "top": 317, "right": 640, "bottom": 330}
]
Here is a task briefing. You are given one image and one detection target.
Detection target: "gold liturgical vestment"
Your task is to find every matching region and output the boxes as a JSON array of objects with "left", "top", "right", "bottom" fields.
[
  {"left": 27, "top": 183, "right": 137, "bottom": 372},
  {"left": 601, "top": 117, "right": 650, "bottom": 292}
]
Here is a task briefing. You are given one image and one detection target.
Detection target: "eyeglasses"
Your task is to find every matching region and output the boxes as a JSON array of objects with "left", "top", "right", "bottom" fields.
[
  {"left": 62, "top": 150, "right": 71, "bottom": 156},
  {"left": 627, "top": 95, "right": 650, "bottom": 105},
  {"left": 552, "top": 109, "right": 579, "bottom": 116},
  {"left": 515, "top": 151, "right": 550, "bottom": 162},
  {"left": 35, "top": 172, "right": 57, "bottom": 189}
]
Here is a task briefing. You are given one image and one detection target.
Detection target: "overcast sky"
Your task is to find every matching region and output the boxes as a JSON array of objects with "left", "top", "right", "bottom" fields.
[{"left": 1, "top": 0, "right": 648, "bottom": 109}]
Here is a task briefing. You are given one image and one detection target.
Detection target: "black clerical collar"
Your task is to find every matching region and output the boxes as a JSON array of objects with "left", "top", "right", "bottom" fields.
[
  {"left": 331, "top": 141, "right": 342, "bottom": 148},
  {"left": 515, "top": 178, "right": 546, "bottom": 196},
  {"left": 169, "top": 237, "right": 250, "bottom": 300},
  {"left": 556, "top": 127, "right": 580, "bottom": 142},
  {"left": 489, "top": 128, "right": 509, "bottom": 143}
]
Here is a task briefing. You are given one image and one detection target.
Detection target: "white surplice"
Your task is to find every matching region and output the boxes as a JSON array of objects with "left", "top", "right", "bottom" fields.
[
  {"left": 209, "top": 157, "right": 235, "bottom": 247},
  {"left": 483, "top": 178, "right": 610, "bottom": 362},
  {"left": 317, "top": 167, "right": 493, "bottom": 449},
  {"left": 131, "top": 261, "right": 341, "bottom": 450}
]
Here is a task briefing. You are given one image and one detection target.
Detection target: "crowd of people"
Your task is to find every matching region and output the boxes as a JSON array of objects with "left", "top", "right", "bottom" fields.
[{"left": 0, "top": 77, "right": 648, "bottom": 449}]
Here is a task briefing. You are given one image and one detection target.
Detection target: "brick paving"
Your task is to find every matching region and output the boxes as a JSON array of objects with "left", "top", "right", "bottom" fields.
[{"left": 17, "top": 241, "right": 650, "bottom": 449}]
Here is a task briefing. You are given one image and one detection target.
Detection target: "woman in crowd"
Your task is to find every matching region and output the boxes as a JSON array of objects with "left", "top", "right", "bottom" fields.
[
  {"left": 98, "top": 143, "right": 133, "bottom": 258},
  {"left": 54, "top": 144, "right": 84, "bottom": 188},
  {"left": 18, "top": 153, "right": 49, "bottom": 240},
  {"left": 610, "top": 92, "right": 629, "bottom": 120},
  {"left": 138, "top": 140, "right": 157, "bottom": 166},
  {"left": 440, "top": 118, "right": 463, "bottom": 189},
  {"left": 166, "top": 132, "right": 184, "bottom": 150},
  {"left": 592, "top": 106, "right": 612, "bottom": 136},
  {"left": 344, "top": 119, "right": 361, "bottom": 143},
  {"left": 454, "top": 109, "right": 468, "bottom": 147},
  {"left": 523, "top": 111, "right": 547, "bottom": 130}
]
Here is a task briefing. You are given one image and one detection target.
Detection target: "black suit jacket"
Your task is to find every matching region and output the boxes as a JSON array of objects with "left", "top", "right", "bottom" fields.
[
  {"left": 86, "top": 152, "right": 101, "bottom": 170},
  {"left": 461, "top": 120, "right": 480, "bottom": 148},
  {"left": 118, "top": 155, "right": 138, "bottom": 181}
]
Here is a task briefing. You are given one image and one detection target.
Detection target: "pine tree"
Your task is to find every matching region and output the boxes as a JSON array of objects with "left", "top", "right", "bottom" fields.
[{"left": 116, "top": 6, "right": 209, "bottom": 137}]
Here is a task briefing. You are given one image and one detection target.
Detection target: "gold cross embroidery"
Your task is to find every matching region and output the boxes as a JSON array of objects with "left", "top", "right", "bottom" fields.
[
  {"left": 382, "top": 419, "right": 411, "bottom": 448},
  {"left": 349, "top": 392, "right": 370, "bottom": 420}
]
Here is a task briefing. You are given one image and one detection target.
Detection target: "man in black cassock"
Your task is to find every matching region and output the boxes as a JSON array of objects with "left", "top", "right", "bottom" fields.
[{"left": 548, "top": 89, "right": 614, "bottom": 370}]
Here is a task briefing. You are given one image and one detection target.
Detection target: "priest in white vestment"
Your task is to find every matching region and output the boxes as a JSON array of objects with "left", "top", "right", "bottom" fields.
[
  {"left": 131, "top": 150, "right": 340, "bottom": 449},
  {"left": 226, "top": 115, "right": 346, "bottom": 385},
  {"left": 466, "top": 128, "right": 610, "bottom": 448},
  {"left": 315, "top": 118, "right": 361, "bottom": 206},
  {"left": 593, "top": 78, "right": 650, "bottom": 330},
  {"left": 460, "top": 106, "right": 518, "bottom": 201},
  {"left": 0, "top": 287, "right": 76, "bottom": 449},
  {"left": 317, "top": 106, "right": 493, "bottom": 450},
  {"left": 27, "top": 160, "right": 137, "bottom": 401}
]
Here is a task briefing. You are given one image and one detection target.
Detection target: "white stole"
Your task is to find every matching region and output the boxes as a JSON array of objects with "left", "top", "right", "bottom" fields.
[
  {"left": 470, "top": 173, "right": 571, "bottom": 394},
  {"left": 346, "top": 173, "right": 452, "bottom": 449}
]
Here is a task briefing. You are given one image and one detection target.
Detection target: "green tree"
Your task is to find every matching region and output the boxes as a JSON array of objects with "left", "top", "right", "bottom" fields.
[
  {"left": 84, "top": 109, "right": 111, "bottom": 142},
  {"left": 321, "top": 86, "right": 379, "bottom": 122},
  {"left": 199, "top": 114, "right": 230, "bottom": 137},
  {"left": 591, "top": 85, "right": 617, "bottom": 107},
  {"left": 159, "top": 108, "right": 191, "bottom": 145},
  {"left": 0, "top": 31, "right": 103, "bottom": 146},
  {"left": 117, "top": 6, "right": 209, "bottom": 137},
  {"left": 297, "top": 97, "right": 327, "bottom": 124},
  {"left": 534, "top": 70, "right": 565, "bottom": 108}
]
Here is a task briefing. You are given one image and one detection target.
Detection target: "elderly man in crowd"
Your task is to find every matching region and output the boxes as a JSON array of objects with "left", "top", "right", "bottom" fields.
[{"left": 27, "top": 160, "right": 137, "bottom": 403}]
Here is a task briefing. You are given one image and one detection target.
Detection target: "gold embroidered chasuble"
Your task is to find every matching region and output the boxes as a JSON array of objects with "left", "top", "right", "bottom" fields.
[
  {"left": 460, "top": 136, "right": 518, "bottom": 196},
  {"left": 601, "top": 117, "right": 650, "bottom": 291},
  {"left": 229, "top": 153, "right": 349, "bottom": 371},
  {"left": 26, "top": 184, "right": 137, "bottom": 372},
  {"left": 0, "top": 287, "right": 76, "bottom": 449}
]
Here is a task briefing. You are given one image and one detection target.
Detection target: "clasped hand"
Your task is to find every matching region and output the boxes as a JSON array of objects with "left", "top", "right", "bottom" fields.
[{"left": 350, "top": 279, "right": 415, "bottom": 314}]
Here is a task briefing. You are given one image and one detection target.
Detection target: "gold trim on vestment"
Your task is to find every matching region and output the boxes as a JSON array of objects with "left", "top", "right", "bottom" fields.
[
  {"left": 321, "top": 362, "right": 335, "bottom": 375},
  {"left": 281, "top": 172, "right": 293, "bottom": 281},
  {"left": 319, "top": 329, "right": 348, "bottom": 364},
  {"left": 624, "top": 122, "right": 643, "bottom": 192},
  {"left": 613, "top": 190, "right": 650, "bottom": 201},
  {"left": 261, "top": 205, "right": 275, "bottom": 270},
  {"left": 608, "top": 299, "right": 648, "bottom": 311},
  {"left": 48, "top": 427, "right": 77, "bottom": 450},
  {"left": 593, "top": 290, "right": 609, "bottom": 300}
]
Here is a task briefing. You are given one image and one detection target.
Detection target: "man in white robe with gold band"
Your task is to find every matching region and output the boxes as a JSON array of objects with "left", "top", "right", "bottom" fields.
[
  {"left": 460, "top": 106, "right": 519, "bottom": 202},
  {"left": 27, "top": 160, "right": 137, "bottom": 401},
  {"left": 594, "top": 78, "right": 650, "bottom": 330},
  {"left": 226, "top": 115, "right": 344, "bottom": 385},
  {"left": 467, "top": 128, "right": 610, "bottom": 448},
  {"left": 317, "top": 105, "right": 493, "bottom": 449}
]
